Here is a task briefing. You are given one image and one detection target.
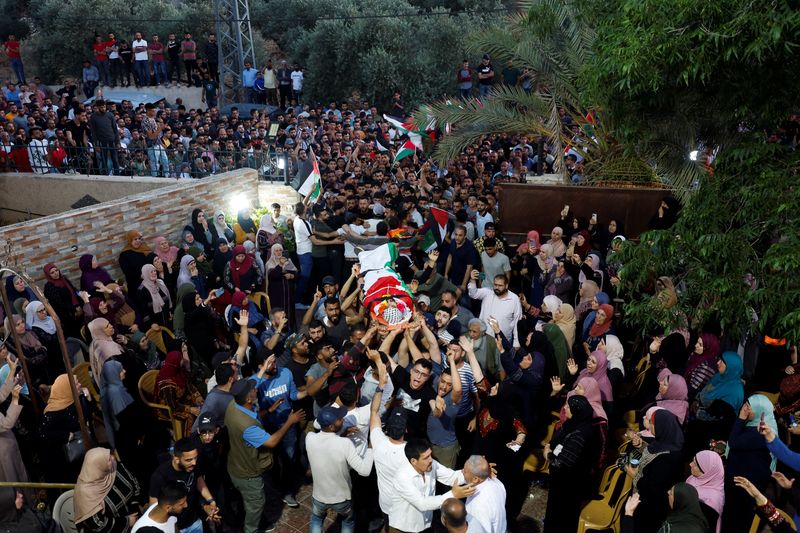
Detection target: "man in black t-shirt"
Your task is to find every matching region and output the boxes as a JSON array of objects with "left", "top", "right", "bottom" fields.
[
  {"left": 148, "top": 437, "right": 220, "bottom": 531},
  {"left": 65, "top": 110, "right": 90, "bottom": 172},
  {"left": 389, "top": 358, "right": 436, "bottom": 438},
  {"left": 478, "top": 53, "right": 495, "bottom": 99}
]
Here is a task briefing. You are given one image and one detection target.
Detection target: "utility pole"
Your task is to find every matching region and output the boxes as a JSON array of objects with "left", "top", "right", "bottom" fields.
[{"left": 213, "top": 0, "right": 256, "bottom": 106}]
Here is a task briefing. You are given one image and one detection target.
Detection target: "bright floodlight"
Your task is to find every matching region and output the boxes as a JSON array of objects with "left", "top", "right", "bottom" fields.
[
  {"left": 689, "top": 150, "right": 699, "bottom": 161},
  {"left": 228, "top": 193, "right": 249, "bottom": 214},
  {"left": 277, "top": 155, "right": 286, "bottom": 170}
]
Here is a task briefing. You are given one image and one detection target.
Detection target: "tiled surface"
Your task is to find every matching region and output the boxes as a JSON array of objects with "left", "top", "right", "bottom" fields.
[{"left": 273, "top": 479, "right": 547, "bottom": 532}]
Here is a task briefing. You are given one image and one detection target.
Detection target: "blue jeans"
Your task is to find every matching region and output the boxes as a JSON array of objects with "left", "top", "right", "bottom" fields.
[
  {"left": 460, "top": 88, "right": 472, "bottom": 99},
  {"left": 96, "top": 60, "right": 111, "bottom": 86},
  {"left": 10, "top": 59, "right": 25, "bottom": 84},
  {"left": 296, "top": 252, "right": 312, "bottom": 304},
  {"left": 134, "top": 60, "right": 150, "bottom": 85},
  {"left": 479, "top": 84, "right": 492, "bottom": 98},
  {"left": 310, "top": 498, "right": 354, "bottom": 533},
  {"left": 180, "top": 518, "right": 203, "bottom": 533},
  {"left": 152, "top": 61, "right": 167, "bottom": 84},
  {"left": 147, "top": 144, "right": 169, "bottom": 177}
]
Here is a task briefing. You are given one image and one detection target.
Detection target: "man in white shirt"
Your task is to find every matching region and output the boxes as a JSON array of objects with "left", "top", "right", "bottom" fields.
[
  {"left": 131, "top": 32, "right": 150, "bottom": 87},
  {"left": 27, "top": 127, "right": 52, "bottom": 174},
  {"left": 388, "top": 439, "right": 475, "bottom": 532},
  {"left": 293, "top": 202, "right": 313, "bottom": 307},
  {"left": 306, "top": 404, "right": 374, "bottom": 533},
  {"left": 463, "top": 455, "right": 507, "bottom": 533},
  {"left": 290, "top": 63, "right": 304, "bottom": 103},
  {"left": 468, "top": 271, "right": 522, "bottom": 348},
  {"left": 370, "top": 380, "right": 409, "bottom": 525},
  {"left": 132, "top": 481, "right": 188, "bottom": 532}
]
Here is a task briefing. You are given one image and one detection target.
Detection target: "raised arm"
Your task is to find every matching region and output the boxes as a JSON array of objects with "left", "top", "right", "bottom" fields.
[{"left": 459, "top": 335, "right": 485, "bottom": 384}]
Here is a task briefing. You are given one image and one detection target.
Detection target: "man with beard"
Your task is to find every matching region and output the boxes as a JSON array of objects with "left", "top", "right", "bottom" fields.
[
  {"left": 441, "top": 289, "right": 475, "bottom": 334},
  {"left": 305, "top": 336, "right": 342, "bottom": 416},
  {"left": 468, "top": 272, "right": 522, "bottom": 348},
  {"left": 251, "top": 353, "right": 309, "bottom": 508},
  {"left": 148, "top": 438, "right": 220, "bottom": 532},
  {"left": 445, "top": 226, "right": 478, "bottom": 299},
  {"left": 133, "top": 481, "right": 189, "bottom": 532},
  {"left": 475, "top": 196, "right": 494, "bottom": 237}
]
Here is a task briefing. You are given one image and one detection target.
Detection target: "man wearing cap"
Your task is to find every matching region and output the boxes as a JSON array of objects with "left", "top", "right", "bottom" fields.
[
  {"left": 305, "top": 274, "right": 339, "bottom": 322},
  {"left": 193, "top": 416, "right": 226, "bottom": 527},
  {"left": 306, "top": 401, "right": 374, "bottom": 533},
  {"left": 224, "top": 378, "right": 306, "bottom": 533}
]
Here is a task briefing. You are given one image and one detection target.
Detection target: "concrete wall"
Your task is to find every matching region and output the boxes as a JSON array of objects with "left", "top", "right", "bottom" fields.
[
  {"left": 46, "top": 85, "right": 206, "bottom": 111},
  {"left": 0, "top": 173, "right": 176, "bottom": 224},
  {"left": 0, "top": 169, "right": 300, "bottom": 285}
]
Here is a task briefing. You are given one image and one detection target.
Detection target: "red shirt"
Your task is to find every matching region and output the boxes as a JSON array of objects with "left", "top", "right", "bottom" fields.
[
  {"left": 149, "top": 42, "right": 165, "bottom": 62},
  {"left": 5, "top": 40, "right": 20, "bottom": 59},
  {"left": 93, "top": 42, "right": 108, "bottom": 61}
]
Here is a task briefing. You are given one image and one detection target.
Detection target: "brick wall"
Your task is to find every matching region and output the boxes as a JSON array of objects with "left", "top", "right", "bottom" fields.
[{"left": 0, "top": 169, "right": 300, "bottom": 285}]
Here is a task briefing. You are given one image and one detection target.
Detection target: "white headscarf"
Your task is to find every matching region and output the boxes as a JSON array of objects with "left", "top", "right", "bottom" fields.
[
  {"left": 259, "top": 214, "right": 276, "bottom": 234},
  {"left": 25, "top": 300, "right": 57, "bottom": 335},
  {"left": 542, "top": 295, "right": 562, "bottom": 314},
  {"left": 176, "top": 255, "right": 196, "bottom": 288},
  {"left": 213, "top": 210, "right": 232, "bottom": 238}
]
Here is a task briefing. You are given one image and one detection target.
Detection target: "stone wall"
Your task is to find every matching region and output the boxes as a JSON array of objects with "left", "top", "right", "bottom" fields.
[
  {"left": 0, "top": 168, "right": 300, "bottom": 285},
  {"left": 0, "top": 173, "right": 175, "bottom": 225}
]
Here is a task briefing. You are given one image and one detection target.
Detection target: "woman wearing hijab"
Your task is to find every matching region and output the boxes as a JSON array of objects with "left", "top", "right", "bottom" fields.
[
  {"left": 88, "top": 317, "right": 123, "bottom": 383},
  {"left": 187, "top": 247, "right": 215, "bottom": 291},
  {"left": 172, "top": 283, "right": 198, "bottom": 337},
  {"left": 154, "top": 348, "right": 203, "bottom": 435},
  {"left": 212, "top": 238, "right": 235, "bottom": 283},
  {"left": 4, "top": 275, "right": 37, "bottom": 306},
  {"left": 557, "top": 376, "right": 609, "bottom": 468},
  {"left": 146, "top": 252, "right": 178, "bottom": 299},
  {"left": 176, "top": 255, "right": 206, "bottom": 298},
  {"left": 511, "top": 229, "right": 540, "bottom": 292},
  {"left": 185, "top": 208, "right": 219, "bottom": 257},
  {"left": 623, "top": 482, "right": 708, "bottom": 533},
  {"left": 578, "top": 350, "right": 614, "bottom": 406},
  {"left": 582, "top": 303, "right": 615, "bottom": 356},
  {"left": 99, "top": 359, "right": 138, "bottom": 453},
  {"left": 213, "top": 211, "right": 235, "bottom": 243},
  {"left": 546, "top": 226, "right": 567, "bottom": 259},
  {"left": 649, "top": 196, "right": 681, "bottom": 230},
  {"left": 543, "top": 395, "right": 599, "bottom": 532},
  {"left": 130, "top": 330, "right": 161, "bottom": 370},
  {"left": 554, "top": 302, "right": 577, "bottom": 354},
  {"left": 0, "top": 360, "right": 29, "bottom": 492},
  {"left": 595, "top": 219, "right": 624, "bottom": 255},
  {"left": 3, "top": 314, "right": 49, "bottom": 386},
  {"left": 687, "top": 450, "right": 725, "bottom": 532},
  {"left": 543, "top": 259, "right": 574, "bottom": 302},
  {"left": 38, "top": 374, "right": 83, "bottom": 482},
  {"left": 581, "top": 292, "right": 611, "bottom": 339},
  {"left": 181, "top": 228, "right": 204, "bottom": 255},
  {"left": 42, "top": 262, "right": 84, "bottom": 337},
  {"left": 118, "top": 230, "right": 151, "bottom": 294},
  {"left": 234, "top": 207, "right": 258, "bottom": 244},
  {"left": 135, "top": 264, "right": 172, "bottom": 329},
  {"left": 265, "top": 243, "right": 296, "bottom": 324},
  {"left": 690, "top": 352, "right": 744, "bottom": 448},
  {"left": 574, "top": 280, "right": 600, "bottom": 322},
  {"left": 598, "top": 334, "right": 626, "bottom": 388},
  {"left": 24, "top": 300, "right": 62, "bottom": 374},
  {"left": 654, "top": 276, "right": 678, "bottom": 310},
  {"left": 224, "top": 244, "right": 264, "bottom": 294},
  {"left": 183, "top": 290, "right": 223, "bottom": 366},
  {"left": 74, "top": 447, "right": 142, "bottom": 533},
  {"left": 578, "top": 253, "right": 605, "bottom": 292},
  {"left": 153, "top": 236, "right": 180, "bottom": 273},
  {"left": 655, "top": 368, "right": 689, "bottom": 424},
  {"left": 721, "top": 394, "right": 777, "bottom": 533},
  {"left": 256, "top": 213, "right": 282, "bottom": 262},
  {"left": 81, "top": 285, "right": 137, "bottom": 336},
  {"left": 522, "top": 242, "right": 556, "bottom": 309},
  {"left": 78, "top": 254, "right": 114, "bottom": 298},
  {"left": 569, "top": 229, "right": 592, "bottom": 260},
  {"left": 629, "top": 409, "right": 686, "bottom": 533}
]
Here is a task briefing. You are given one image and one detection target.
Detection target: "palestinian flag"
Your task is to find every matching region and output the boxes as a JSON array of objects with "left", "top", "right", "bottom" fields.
[
  {"left": 418, "top": 206, "right": 450, "bottom": 252},
  {"left": 393, "top": 140, "right": 416, "bottom": 164},
  {"left": 358, "top": 243, "right": 414, "bottom": 329},
  {"left": 298, "top": 147, "right": 322, "bottom": 203},
  {"left": 383, "top": 114, "right": 428, "bottom": 150}
]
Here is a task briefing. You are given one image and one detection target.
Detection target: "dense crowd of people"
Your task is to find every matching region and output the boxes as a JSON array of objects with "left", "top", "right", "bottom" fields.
[{"left": 3, "top": 34, "right": 800, "bottom": 533}]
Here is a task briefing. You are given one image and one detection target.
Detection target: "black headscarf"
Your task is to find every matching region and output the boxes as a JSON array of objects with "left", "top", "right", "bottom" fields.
[
  {"left": 661, "top": 482, "right": 708, "bottom": 533},
  {"left": 181, "top": 291, "right": 199, "bottom": 317},
  {"left": 648, "top": 409, "right": 684, "bottom": 454}
]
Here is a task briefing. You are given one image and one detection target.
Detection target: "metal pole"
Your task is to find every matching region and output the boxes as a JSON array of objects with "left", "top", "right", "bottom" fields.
[
  {"left": 0, "top": 276, "right": 39, "bottom": 414},
  {"left": 0, "top": 482, "right": 76, "bottom": 489},
  {"left": 2, "top": 269, "right": 92, "bottom": 451}
]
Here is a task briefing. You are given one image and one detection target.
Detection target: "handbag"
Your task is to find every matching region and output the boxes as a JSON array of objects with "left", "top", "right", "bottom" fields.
[{"left": 63, "top": 434, "right": 86, "bottom": 464}]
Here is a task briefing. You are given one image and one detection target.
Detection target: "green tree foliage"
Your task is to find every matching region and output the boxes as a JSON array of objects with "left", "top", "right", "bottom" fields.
[
  {"left": 252, "top": 0, "right": 502, "bottom": 106},
  {"left": 0, "top": 0, "right": 32, "bottom": 41},
  {"left": 578, "top": 0, "right": 800, "bottom": 339},
  {"left": 28, "top": 0, "right": 212, "bottom": 82}
]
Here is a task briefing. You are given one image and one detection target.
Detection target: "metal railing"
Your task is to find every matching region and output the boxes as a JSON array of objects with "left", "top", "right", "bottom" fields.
[{"left": 1, "top": 144, "right": 291, "bottom": 182}]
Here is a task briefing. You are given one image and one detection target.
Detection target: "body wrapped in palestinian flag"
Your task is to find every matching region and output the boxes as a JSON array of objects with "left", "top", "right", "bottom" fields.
[{"left": 357, "top": 243, "right": 414, "bottom": 329}]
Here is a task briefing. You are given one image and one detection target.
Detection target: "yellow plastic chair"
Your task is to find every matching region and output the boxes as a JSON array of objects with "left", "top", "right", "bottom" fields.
[
  {"left": 72, "top": 362, "right": 99, "bottom": 403},
  {"left": 249, "top": 292, "right": 271, "bottom": 315},
  {"left": 523, "top": 411, "right": 562, "bottom": 474},
  {"left": 577, "top": 467, "right": 632, "bottom": 533},
  {"left": 146, "top": 326, "right": 176, "bottom": 355},
  {"left": 749, "top": 509, "right": 797, "bottom": 532},
  {"left": 137, "top": 370, "right": 183, "bottom": 440}
]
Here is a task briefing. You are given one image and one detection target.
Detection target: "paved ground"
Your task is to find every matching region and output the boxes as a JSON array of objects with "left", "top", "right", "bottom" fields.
[{"left": 273, "top": 480, "right": 548, "bottom": 532}]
